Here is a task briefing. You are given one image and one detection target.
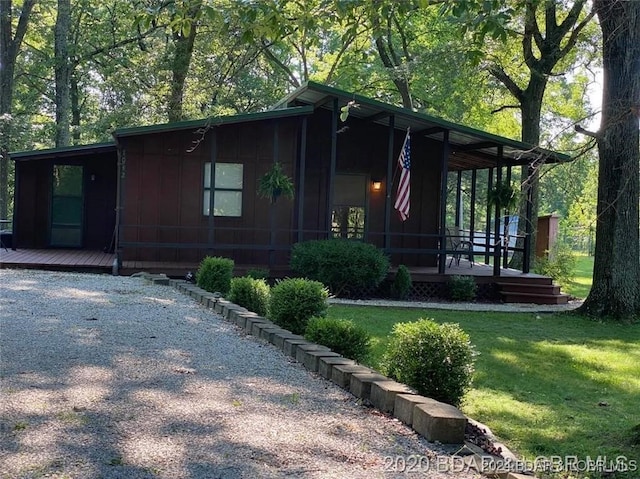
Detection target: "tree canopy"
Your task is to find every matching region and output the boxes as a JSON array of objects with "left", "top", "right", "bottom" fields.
[{"left": 3, "top": 0, "right": 637, "bottom": 320}]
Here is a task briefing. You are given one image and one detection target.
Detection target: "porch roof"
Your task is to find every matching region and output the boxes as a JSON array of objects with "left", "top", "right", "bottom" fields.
[
  {"left": 274, "top": 81, "right": 572, "bottom": 170},
  {"left": 10, "top": 142, "right": 116, "bottom": 161}
]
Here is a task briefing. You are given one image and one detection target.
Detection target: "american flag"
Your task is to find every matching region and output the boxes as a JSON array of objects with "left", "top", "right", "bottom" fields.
[{"left": 394, "top": 129, "right": 411, "bottom": 221}]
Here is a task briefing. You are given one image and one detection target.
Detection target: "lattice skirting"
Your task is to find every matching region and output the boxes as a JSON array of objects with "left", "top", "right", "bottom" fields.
[{"left": 338, "top": 279, "right": 500, "bottom": 303}]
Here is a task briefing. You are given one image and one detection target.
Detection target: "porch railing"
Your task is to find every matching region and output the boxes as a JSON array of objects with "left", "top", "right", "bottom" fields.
[{"left": 117, "top": 224, "right": 529, "bottom": 274}]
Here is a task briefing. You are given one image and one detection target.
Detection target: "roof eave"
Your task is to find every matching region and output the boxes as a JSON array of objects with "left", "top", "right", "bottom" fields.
[
  {"left": 10, "top": 142, "right": 117, "bottom": 161},
  {"left": 281, "top": 81, "right": 572, "bottom": 164},
  {"left": 113, "top": 105, "right": 315, "bottom": 138}
]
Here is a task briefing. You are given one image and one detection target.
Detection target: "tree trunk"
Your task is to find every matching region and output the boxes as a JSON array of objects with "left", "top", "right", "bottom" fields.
[
  {"left": 578, "top": 0, "right": 640, "bottom": 321},
  {"left": 70, "top": 73, "right": 81, "bottom": 143},
  {"left": 0, "top": 0, "right": 37, "bottom": 220},
  {"left": 167, "top": 2, "right": 201, "bottom": 123},
  {"left": 55, "top": 0, "right": 71, "bottom": 147},
  {"left": 370, "top": 1, "right": 413, "bottom": 109},
  {"left": 486, "top": 0, "right": 593, "bottom": 273},
  {"left": 510, "top": 74, "right": 546, "bottom": 270},
  {"left": 374, "top": 36, "right": 413, "bottom": 109}
]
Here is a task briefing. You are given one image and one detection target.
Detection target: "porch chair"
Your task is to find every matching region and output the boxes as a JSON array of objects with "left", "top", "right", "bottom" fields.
[{"left": 446, "top": 226, "right": 473, "bottom": 268}]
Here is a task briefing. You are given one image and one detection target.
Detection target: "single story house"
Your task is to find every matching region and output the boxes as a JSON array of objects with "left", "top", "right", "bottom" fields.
[{"left": 9, "top": 81, "right": 570, "bottom": 294}]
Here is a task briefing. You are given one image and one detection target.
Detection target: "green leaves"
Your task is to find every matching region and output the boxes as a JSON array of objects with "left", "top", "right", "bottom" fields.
[
  {"left": 290, "top": 239, "right": 389, "bottom": 297},
  {"left": 383, "top": 318, "right": 475, "bottom": 407},
  {"left": 441, "top": 0, "right": 516, "bottom": 43},
  {"left": 196, "top": 256, "right": 234, "bottom": 295},
  {"left": 257, "top": 162, "right": 295, "bottom": 203},
  {"left": 269, "top": 278, "right": 329, "bottom": 335},
  {"left": 487, "top": 181, "right": 519, "bottom": 212},
  {"left": 305, "top": 317, "right": 371, "bottom": 362},
  {"left": 339, "top": 100, "right": 358, "bottom": 122},
  {"left": 134, "top": 0, "right": 205, "bottom": 37},
  {"left": 228, "top": 276, "right": 270, "bottom": 316}
]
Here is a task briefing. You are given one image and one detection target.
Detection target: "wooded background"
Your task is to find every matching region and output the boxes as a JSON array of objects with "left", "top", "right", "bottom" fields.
[{"left": 1, "top": 0, "right": 638, "bottom": 319}]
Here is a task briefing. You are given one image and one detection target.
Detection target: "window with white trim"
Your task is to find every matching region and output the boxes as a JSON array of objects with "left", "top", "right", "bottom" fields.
[{"left": 203, "top": 162, "right": 243, "bottom": 217}]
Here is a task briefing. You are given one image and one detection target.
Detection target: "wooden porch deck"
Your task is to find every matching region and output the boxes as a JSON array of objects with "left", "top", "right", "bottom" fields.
[
  {"left": 0, "top": 249, "right": 566, "bottom": 304},
  {"left": 402, "top": 261, "right": 549, "bottom": 283},
  {"left": 0, "top": 249, "right": 213, "bottom": 276},
  {"left": 0, "top": 249, "right": 198, "bottom": 277},
  {"left": 0, "top": 248, "right": 116, "bottom": 273},
  {"left": 1, "top": 248, "right": 544, "bottom": 281}
]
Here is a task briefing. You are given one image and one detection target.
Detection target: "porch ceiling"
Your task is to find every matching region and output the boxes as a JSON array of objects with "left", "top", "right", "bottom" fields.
[{"left": 275, "top": 81, "right": 571, "bottom": 171}]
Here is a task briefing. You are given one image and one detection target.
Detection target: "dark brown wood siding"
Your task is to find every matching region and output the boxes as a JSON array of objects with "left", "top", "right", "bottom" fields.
[
  {"left": 84, "top": 155, "right": 118, "bottom": 250},
  {"left": 302, "top": 108, "right": 441, "bottom": 267},
  {"left": 118, "top": 109, "right": 445, "bottom": 269},
  {"left": 119, "top": 118, "right": 300, "bottom": 267},
  {"left": 13, "top": 153, "right": 116, "bottom": 250},
  {"left": 14, "top": 161, "right": 50, "bottom": 248}
]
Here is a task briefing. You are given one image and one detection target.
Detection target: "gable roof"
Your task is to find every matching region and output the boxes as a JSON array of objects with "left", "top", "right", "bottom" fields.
[
  {"left": 10, "top": 82, "right": 570, "bottom": 170},
  {"left": 274, "top": 81, "right": 571, "bottom": 170}
]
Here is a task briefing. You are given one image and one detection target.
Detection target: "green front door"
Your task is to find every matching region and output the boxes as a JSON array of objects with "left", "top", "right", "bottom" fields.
[{"left": 50, "top": 164, "right": 84, "bottom": 247}]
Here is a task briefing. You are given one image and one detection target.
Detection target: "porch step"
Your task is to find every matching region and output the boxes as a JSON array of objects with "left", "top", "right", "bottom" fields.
[
  {"left": 494, "top": 275, "right": 554, "bottom": 286},
  {"left": 496, "top": 282, "right": 561, "bottom": 295},
  {"left": 497, "top": 282, "right": 569, "bottom": 305},
  {"left": 500, "top": 291, "right": 570, "bottom": 305}
]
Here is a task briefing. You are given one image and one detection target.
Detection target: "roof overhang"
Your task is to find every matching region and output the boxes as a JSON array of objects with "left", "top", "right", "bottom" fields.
[
  {"left": 10, "top": 142, "right": 116, "bottom": 161},
  {"left": 274, "top": 81, "right": 572, "bottom": 170},
  {"left": 113, "top": 105, "right": 315, "bottom": 138},
  {"left": 10, "top": 106, "right": 315, "bottom": 160}
]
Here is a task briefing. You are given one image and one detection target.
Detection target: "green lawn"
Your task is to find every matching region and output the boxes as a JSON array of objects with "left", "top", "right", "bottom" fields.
[
  {"left": 327, "top": 305, "right": 640, "bottom": 477},
  {"left": 564, "top": 254, "right": 595, "bottom": 299}
]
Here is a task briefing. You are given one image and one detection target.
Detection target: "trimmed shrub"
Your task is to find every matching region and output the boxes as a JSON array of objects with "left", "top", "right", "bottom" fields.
[
  {"left": 245, "top": 268, "right": 270, "bottom": 280},
  {"left": 290, "top": 239, "right": 389, "bottom": 296},
  {"left": 383, "top": 319, "right": 475, "bottom": 406},
  {"left": 448, "top": 275, "right": 477, "bottom": 302},
  {"left": 304, "top": 317, "right": 371, "bottom": 362},
  {"left": 228, "top": 276, "right": 270, "bottom": 316},
  {"left": 391, "top": 265, "right": 412, "bottom": 300},
  {"left": 268, "top": 278, "right": 329, "bottom": 335},
  {"left": 196, "top": 256, "right": 234, "bottom": 295}
]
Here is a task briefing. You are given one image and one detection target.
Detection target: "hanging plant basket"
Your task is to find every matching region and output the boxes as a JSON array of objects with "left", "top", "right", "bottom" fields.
[
  {"left": 488, "top": 182, "right": 519, "bottom": 212},
  {"left": 257, "top": 162, "right": 295, "bottom": 203}
]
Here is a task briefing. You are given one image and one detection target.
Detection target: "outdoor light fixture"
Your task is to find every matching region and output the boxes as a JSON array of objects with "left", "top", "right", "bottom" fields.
[{"left": 372, "top": 180, "right": 382, "bottom": 191}]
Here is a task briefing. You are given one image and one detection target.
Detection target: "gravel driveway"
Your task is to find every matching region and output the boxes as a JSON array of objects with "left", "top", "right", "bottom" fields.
[{"left": 0, "top": 269, "right": 483, "bottom": 479}]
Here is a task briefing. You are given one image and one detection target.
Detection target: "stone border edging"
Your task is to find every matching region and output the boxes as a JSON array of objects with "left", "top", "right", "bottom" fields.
[
  {"left": 329, "top": 297, "right": 582, "bottom": 313},
  {"left": 145, "top": 275, "right": 533, "bottom": 479}
]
